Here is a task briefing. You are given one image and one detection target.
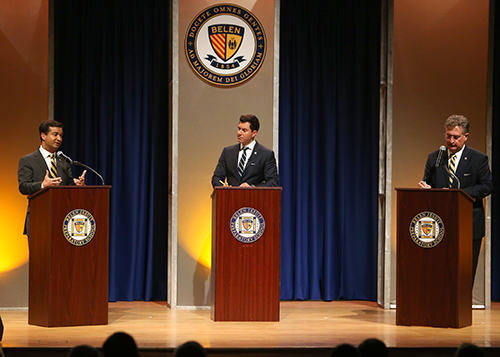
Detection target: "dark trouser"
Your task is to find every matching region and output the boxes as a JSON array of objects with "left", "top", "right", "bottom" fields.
[
  {"left": 0, "top": 315, "right": 3, "bottom": 341},
  {"left": 472, "top": 238, "right": 483, "bottom": 287}
]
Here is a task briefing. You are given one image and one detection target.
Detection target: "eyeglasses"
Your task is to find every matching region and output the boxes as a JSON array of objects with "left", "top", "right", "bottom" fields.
[{"left": 444, "top": 134, "right": 463, "bottom": 141}]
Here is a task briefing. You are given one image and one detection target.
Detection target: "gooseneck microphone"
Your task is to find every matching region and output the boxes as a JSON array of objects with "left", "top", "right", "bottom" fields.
[
  {"left": 57, "top": 151, "right": 73, "bottom": 164},
  {"left": 434, "top": 146, "right": 461, "bottom": 189},
  {"left": 444, "top": 164, "right": 461, "bottom": 189},
  {"left": 435, "top": 145, "right": 447, "bottom": 168},
  {"left": 57, "top": 151, "right": 105, "bottom": 185}
]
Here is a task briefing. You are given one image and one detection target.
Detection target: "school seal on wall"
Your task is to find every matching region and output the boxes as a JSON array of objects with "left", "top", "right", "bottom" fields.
[{"left": 185, "top": 3, "right": 267, "bottom": 87}]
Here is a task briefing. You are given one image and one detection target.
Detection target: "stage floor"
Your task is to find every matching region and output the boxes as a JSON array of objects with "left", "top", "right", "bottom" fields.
[{"left": 1, "top": 301, "right": 500, "bottom": 350}]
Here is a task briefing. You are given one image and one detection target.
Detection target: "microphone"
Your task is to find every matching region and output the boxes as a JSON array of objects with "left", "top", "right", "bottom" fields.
[
  {"left": 57, "top": 151, "right": 73, "bottom": 164},
  {"left": 57, "top": 151, "right": 105, "bottom": 185},
  {"left": 435, "top": 145, "right": 446, "bottom": 168},
  {"left": 433, "top": 148, "right": 461, "bottom": 189}
]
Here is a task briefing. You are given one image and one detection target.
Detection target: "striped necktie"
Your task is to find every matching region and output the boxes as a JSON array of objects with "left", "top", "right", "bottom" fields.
[
  {"left": 238, "top": 147, "right": 249, "bottom": 176},
  {"left": 49, "top": 153, "right": 57, "bottom": 178},
  {"left": 449, "top": 153, "right": 456, "bottom": 187}
]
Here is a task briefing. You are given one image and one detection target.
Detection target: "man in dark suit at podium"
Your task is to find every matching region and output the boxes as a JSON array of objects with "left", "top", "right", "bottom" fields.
[
  {"left": 417, "top": 114, "right": 493, "bottom": 282},
  {"left": 212, "top": 114, "right": 278, "bottom": 188},
  {"left": 18, "top": 120, "right": 86, "bottom": 235}
]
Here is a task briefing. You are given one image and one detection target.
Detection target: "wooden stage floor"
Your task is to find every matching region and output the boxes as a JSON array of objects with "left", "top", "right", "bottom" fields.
[{"left": 1, "top": 301, "right": 500, "bottom": 355}]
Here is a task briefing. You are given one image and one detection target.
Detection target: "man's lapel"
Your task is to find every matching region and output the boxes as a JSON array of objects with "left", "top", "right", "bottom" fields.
[
  {"left": 34, "top": 150, "right": 49, "bottom": 174},
  {"left": 229, "top": 144, "right": 240, "bottom": 177},
  {"left": 455, "top": 146, "right": 470, "bottom": 178},
  {"left": 242, "top": 142, "right": 259, "bottom": 178}
]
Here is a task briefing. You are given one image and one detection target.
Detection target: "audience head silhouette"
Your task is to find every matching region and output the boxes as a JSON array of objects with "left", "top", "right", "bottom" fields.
[
  {"left": 68, "top": 344, "right": 101, "bottom": 357},
  {"left": 102, "top": 332, "right": 139, "bottom": 357},
  {"left": 358, "top": 338, "right": 388, "bottom": 357},
  {"left": 455, "top": 343, "right": 485, "bottom": 357},
  {"left": 174, "top": 341, "right": 207, "bottom": 357},
  {"left": 330, "top": 343, "right": 360, "bottom": 357}
]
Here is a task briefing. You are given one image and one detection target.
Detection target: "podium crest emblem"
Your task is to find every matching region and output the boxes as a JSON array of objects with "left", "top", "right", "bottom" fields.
[
  {"left": 420, "top": 221, "right": 433, "bottom": 236},
  {"left": 230, "top": 207, "right": 265, "bottom": 243},
  {"left": 74, "top": 220, "right": 85, "bottom": 234},
  {"left": 409, "top": 211, "right": 445, "bottom": 248},
  {"left": 241, "top": 217, "right": 254, "bottom": 231},
  {"left": 63, "top": 209, "right": 96, "bottom": 246}
]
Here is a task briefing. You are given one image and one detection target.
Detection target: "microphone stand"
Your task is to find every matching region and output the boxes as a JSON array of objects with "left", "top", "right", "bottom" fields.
[
  {"left": 58, "top": 152, "right": 105, "bottom": 185},
  {"left": 74, "top": 161, "right": 106, "bottom": 186},
  {"left": 442, "top": 164, "right": 460, "bottom": 189}
]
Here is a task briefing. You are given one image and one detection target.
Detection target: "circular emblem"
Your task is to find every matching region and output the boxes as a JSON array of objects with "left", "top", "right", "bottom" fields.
[
  {"left": 185, "top": 3, "right": 267, "bottom": 87},
  {"left": 63, "top": 209, "right": 96, "bottom": 246},
  {"left": 409, "top": 211, "right": 445, "bottom": 248},
  {"left": 230, "top": 207, "right": 265, "bottom": 243}
]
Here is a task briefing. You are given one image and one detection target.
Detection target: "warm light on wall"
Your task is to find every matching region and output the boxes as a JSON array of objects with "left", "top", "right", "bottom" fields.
[
  {"left": 178, "top": 200, "right": 212, "bottom": 269},
  {"left": 0, "top": 194, "right": 29, "bottom": 272},
  {"left": 0, "top": 0, "right": 48, "bottom": 306}
]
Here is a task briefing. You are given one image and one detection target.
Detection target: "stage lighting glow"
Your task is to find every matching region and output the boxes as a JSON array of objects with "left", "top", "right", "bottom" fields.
[
  {"left": 0, "top": 194, "right": 29, "bottom": 272},
  {"left": 177, "top": 200, "right": 212, "bottom": 269}
]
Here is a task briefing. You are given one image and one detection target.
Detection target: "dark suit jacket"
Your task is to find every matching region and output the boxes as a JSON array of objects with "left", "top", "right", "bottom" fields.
[
  {"left": 212, "top": 141, "right": 279, "bottom": 187},
  {"left": 422, "top": 145, "right": 493, "bottom": 241},
  {"left": 18, "top": 148, "right": 75, "bottom": 234}
]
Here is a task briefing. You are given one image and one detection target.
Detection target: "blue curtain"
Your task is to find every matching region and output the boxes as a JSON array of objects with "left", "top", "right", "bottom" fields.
[
  {"left": 50, "top": 0, "right": 500, "bottom": 302},
  {"left": 279, "top": 1, "right": 381, "bottom": 300},
  {"left": 54, "top": 0, "right": 381, "bottom": 302},
  {"left": 54, "top": 0, "right": 169, "bottom": 301}
]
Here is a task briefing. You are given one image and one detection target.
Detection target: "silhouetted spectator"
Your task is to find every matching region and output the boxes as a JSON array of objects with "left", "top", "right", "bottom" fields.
[
  {"left": 102, "top": 332, "right": 139, "bottom": 357},
  {"left": 358, "top": 338, "right": 388, "bottom": 357},
  {"left": 0, "top": 316, "right": 4, "bottom": 357},
  {"left": 455, "top": 343, "right": 485, "bottom": 357},
  {"left": 330, "top": 343, "right": 360, "bottom": 357},
  {"left": 174, "top": 341, "right": 207, "bottom": 357},
  {"left": 68, "top": 345, "right": 101, "bottom": 357}
]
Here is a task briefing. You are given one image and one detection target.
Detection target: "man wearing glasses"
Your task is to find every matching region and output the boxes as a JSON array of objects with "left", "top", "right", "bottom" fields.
[{"left": 417, "top": 114, "right": 493, "bottom": 284}]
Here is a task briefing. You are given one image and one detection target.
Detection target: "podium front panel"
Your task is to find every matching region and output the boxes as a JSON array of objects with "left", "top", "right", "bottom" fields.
[
  {"left": 396, "top": 188, "right": 472, "bottom": 328},
  {"left": 28, "top": 186, "right": 110, "bottom": 327},
  {"left": 211, "top": 187, "right": 281, "bottom": 321}
]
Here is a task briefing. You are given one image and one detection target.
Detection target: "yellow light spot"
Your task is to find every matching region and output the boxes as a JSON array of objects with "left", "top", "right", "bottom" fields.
[
  {"left": 178, "top": 199, "right": 212, "bottom": 269},
  {"left": 0, "top": 193, "right": 29, "bottom": 272}
]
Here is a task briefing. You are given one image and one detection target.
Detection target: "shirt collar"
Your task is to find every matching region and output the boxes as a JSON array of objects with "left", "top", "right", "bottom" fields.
[
  {"left": 240, "top": 140, "right": 256, "bottom": 151},
  {"left": 448, "top": 145, "right": 465, "bottom": 162},
  {"left": 39, "top": 145, "right": 55, "bottom": 159}
]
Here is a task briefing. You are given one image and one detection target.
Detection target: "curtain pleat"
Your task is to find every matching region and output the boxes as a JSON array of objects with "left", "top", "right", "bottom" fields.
[
  {"left": 279, "top": 1, "right": 381, "bottom": 300},
  {"left": 54, "top": 0, "right": 169, "bottom": 301}
]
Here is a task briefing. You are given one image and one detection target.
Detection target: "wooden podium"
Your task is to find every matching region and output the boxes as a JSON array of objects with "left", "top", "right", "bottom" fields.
[
  {"left": 28, "top": 186, "right": 110, "bottom": 327},
  {"left": 211, "top": 187, "right": 281, "bottom": 321},
  {"left": 396, "top": 188, "right": 474, "bottom": 328}
]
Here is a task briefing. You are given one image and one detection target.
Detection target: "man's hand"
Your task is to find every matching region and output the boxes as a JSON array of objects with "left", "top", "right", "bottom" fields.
[
  {"left": 417, "top": 181, "right": 431, "bottom": 189},
  {"left": 239, "top": 182, "right": 251, "bottom": 187},
  {"left": 74, "top": 170, "right": 87, "bottom": 186},
  {"left": 42, "top": 170, "right": 62, "bottom": 188}
]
